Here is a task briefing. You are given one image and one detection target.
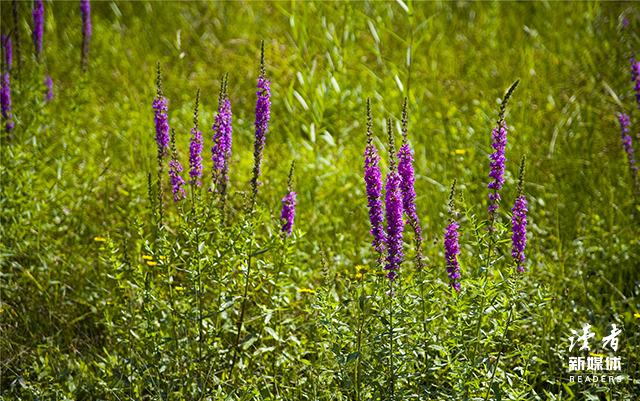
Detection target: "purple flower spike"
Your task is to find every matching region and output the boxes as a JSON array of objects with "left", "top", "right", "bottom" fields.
[
  {"left": 189, "top": 88, "right": 203, "bottom": 186},
  {"left": 363, "top": 98, "right": 387, "bottom": 264},
  {"left": 44, "top": 73, "right": 53, "bottom": 102},
  {"left": 33, "top": 0, "right": 44, "bottom": 60},
  {"left": 511, "top": 157, "right": 528, "bottom": 273},
  {"left": 169, "top": 128, "right": 186, "bottom": 202},
  {"left": 1, "top": 72, "right": 14, "bottom": 133},
  {"left": 619, "top": 114, "right": 639, "bottom": 189},
  {"left": 487, "top": 79, "right": 519, "bottom": 223},
  {"left": 280, "top": 161, "right": 297, "bottom": 238},
  {"left": 631, "top": 59, "right": 640, "bottom": 109},
  {"left": 153, "top": 64, "right": 170, "bottom": 162},
  {"left": 80, "top": 0, "right": 91, "bottom": 72},
  {"left": 2, "top": 35, "right": 12, "bottom": 71},
  {"left": 444, "top": 180, "right": 461, "bottom": 291},
  {"left": 397, "top": 98, "right": 424, "bottom": 270},
  {"left": 384, "top": 118, "right": 404, "bottom": 283},
  {"left": 212, "top": 74, "right": 232, "bottom": 191},
  {"left": 249, "top": 41, "right": 271, "bottom": 207},
  {"left": 488, "top": 121, "right": 507, "bottom": 219}
]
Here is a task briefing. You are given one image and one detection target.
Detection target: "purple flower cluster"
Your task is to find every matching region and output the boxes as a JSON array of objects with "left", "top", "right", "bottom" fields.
[
  {"left": 169, "top": 129, "right": 186, "bottom": 202},
  {"left": 631, "top": 59, "right": 640, "bottom": 109},
  {"left": 384, "top": 119, "right": 404, "bottom": 283},
  {"left": 2, "top": 35, "right": 12, "bottom": 71},
  {"left": 80, "top": 0, "right": 92, "bottom": 71},
  {"left": 511, "top": 194, "right": 528, "bottom": 273},
  {"left": 280, "top": 161, "right": 297, "bottom": 238},
  {"left": 1, "top": 73, "right": 14, "bottom": 133},
  {"left": 488, "top": 120, "right": 507, "bottom": 219},
  {"left": 444, "top": 221, "right": 461, "bottom": 291},
  {"left": 189, "top": 89, "right": 203, "bottom": 186},
  {"left": 44, "top": 73, "right": 53, "bottom": 102},
  {"left": 397, "top": 98, "right": 424, "bottom": 270},
  {"left": 250, "top": 43, "right": 271, "bottom": 202},
  {"left": 364, "top": 99, "right": 387, "bottom": 262},
  {"left": 444, "top": 180, "right": 461, "bottom": 291},
  {"left": 33, "top": 0, "right": 44, "bottom": 60},
  {"left": 619, "top": 114, "right": 639, "bottom": 186},
  {"left": 153, "top": 93, "right": 170, "bottom": 161},
  {"left": 212, "top": 76, "right": 232, "bottom": 191},
  {"left": 280, "top": 191, "right": 297, "bottom": 238}
]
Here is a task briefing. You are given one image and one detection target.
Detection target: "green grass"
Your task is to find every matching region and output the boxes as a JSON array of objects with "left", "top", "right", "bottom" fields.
[{"left": 1, "top": 1, "right": 639, "bottom": 400}]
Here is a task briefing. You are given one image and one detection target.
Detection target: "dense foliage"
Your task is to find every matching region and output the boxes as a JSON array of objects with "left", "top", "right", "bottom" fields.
[{"left": 1, "top": 1, "right": 639, "bottom": 400}]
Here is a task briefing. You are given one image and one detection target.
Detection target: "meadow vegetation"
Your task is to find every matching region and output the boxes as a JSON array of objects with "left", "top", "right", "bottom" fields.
[{"left": 1, "top": 1, "right": 639, "bottom": 400}]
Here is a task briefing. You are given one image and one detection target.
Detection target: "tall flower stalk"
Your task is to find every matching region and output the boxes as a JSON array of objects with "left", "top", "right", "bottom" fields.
[
  {"left": 487, "top": 79, "right": 520, "bottom": 226},
  {"left": 363, "top": 98, "right": 386, "bottom": 265},
  {"left": 32, "top": 0, "right": 44, "bottom": 61},
  {"left": 249, "top": 40, "right": 271, "bottom": 211},
  {"left": 280, "top": 161, "right": 297, "bottom": 238},
  {"left": 631, "top": 59, "right": 640, "bottom": 109},
  {"left": 511, "top": 156, "right": 528, "bottom": 273},
  {"left": 169, "top": 128, "right": 186, "bottom": 202},
  {"left": 2, "top": 36, "right": 12, "bottom": 72},
  {"left": 80, "top": 0, "right": 92, "bottom": 73},
  {"left": 1, "top": 72, "right": 14, "bottom": 133},
  {"left": 212, "top": 73, "right": 233, "bottom": 218},
  {"left": 445, "top": 179, "right": 461, "bottom": 291},
  {"left": 152, "top": 63, "right": 170, "bottom": 224},
  {"left": 397, "top": 97, "right": 424, "bottom": 270},
  {"left": 619, "top": 114, "right": 639, "bottom": 190},
  {"left": 384, "top": 118, "right": 404, "bottom": 284},
  {"left": 231, "top": 41, "right": 270, "bottom": 377},
  {"left": 189, "top": 87, "right": 203, "bottom": 188}
]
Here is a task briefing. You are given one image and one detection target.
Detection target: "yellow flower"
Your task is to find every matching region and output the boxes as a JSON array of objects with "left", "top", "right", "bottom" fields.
[
  {"left": 175, "top": 286, "right": 184, "bottom": 291},
  {"left": 142, "top": 255, "right": 153, "bottom": 260},
  {"left": 297, "top": 288, "right": 316, "bottom": 295},
  {"left": 146, "top": 261, "right": 158, "bottom": 266},
  {"left": 455, "top": 149, "right": 466, "bottom": 155},
  {"left": 159, "top": 255, "right": 166, "bottom": 260},
  {"left": 355, "top": 265, "right": 369, "bottom": 273},
  {"left": 93, "top": 237, "right": 106, "bottom": 242},
  {"left": 634, "top": 313, "right": 640, "bottom": 318},
  {"left": 355, "top": 273, "right": 363, "bottom": 280}
]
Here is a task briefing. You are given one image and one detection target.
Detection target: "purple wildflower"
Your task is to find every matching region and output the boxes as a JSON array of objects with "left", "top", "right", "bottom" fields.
[
  {"left": 631, "top": 59, "right": 640, "bottom": 109},
  {"left": 212, "top": 74, "right": 232, "bottom": 191},
  {"left": 384, "top": 118, "right": 404, "bottom": 283},
  {"left": 33, "top": 0, "right": 44, "bottom": 60},
  {"left": 280, "top": 161, "right": 297, "bottom": 238},
  {"left": 249, "top": 41, "right": 271, "bottom": 207},
  {"left": 487, "top": 79, "right": 519, "bottom": 223},
  {"left": 364, "top": 98, "right": 387, "bottom": 263},
  {"left": 44, "top": 73, "right": 53, "bottom": 102},
  {"left": 397, "top": 98, "right": 424, "bottom": 270},
  {"left": 623, "top": 18, "right": 629, "bottom": 29},
  {"left": 488, "top": 120, "right": 507, "bottom": 219},
  {"left": 511, "top": 156, "right": 528, "bottom": 273},
  {"left": 619, "top": 113, "right": 639, "bottom": 188},
  {"left": 153, "top": 64, "right": 170, "bottom": 162},
  {"left": 189, "top": 88, "right": 203, "bottom": 186},
  {"left": 1, "top": 73, "right": 14, "bottom": 133},
  {"left": 169, "top": 128, "right": 186, "bottom": 202},
  {"left": 80, "top": 0, "right": 91, "bottom": 72},
  {"left": 444, "top": 180, "right": 461, "bottom": 291},
  {"left": 2, "top": 35, "right": 12, "bottom": 72}
]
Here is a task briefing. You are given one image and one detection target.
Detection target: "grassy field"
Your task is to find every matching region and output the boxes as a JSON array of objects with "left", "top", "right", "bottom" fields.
[{"left": 1, "top": 1, "right": 639, "bottom": 400}]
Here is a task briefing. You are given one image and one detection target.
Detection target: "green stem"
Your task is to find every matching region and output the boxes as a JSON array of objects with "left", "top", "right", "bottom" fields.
[{"left": 483, "top": 306, "right": 513, "bottom": 401}]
